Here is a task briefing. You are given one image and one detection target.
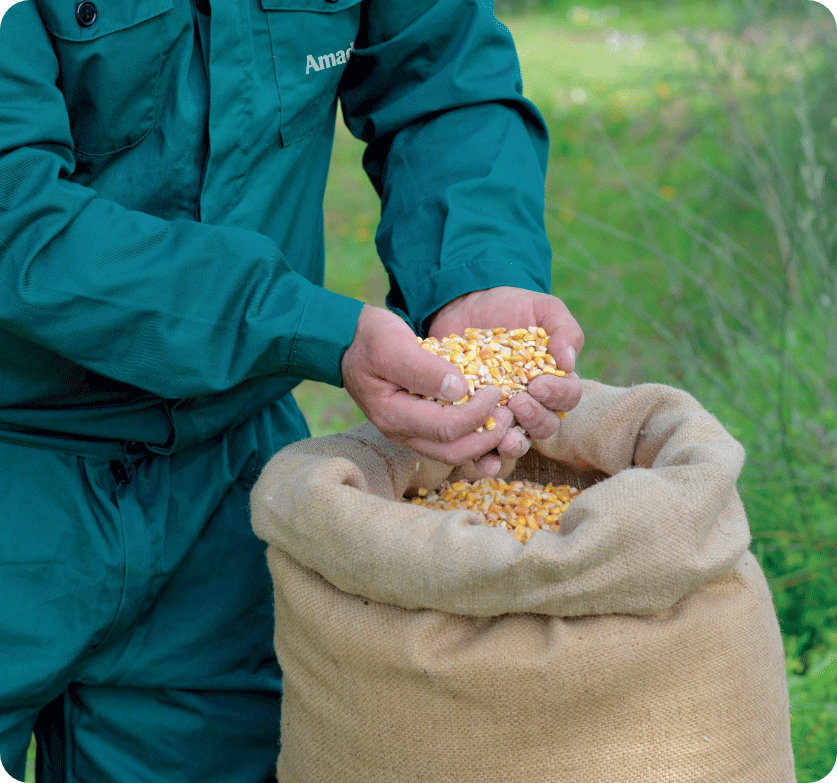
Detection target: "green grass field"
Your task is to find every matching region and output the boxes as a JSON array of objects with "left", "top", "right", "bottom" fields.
[{"left": 21, "top": 2, "right": 837, "bottom": 780}]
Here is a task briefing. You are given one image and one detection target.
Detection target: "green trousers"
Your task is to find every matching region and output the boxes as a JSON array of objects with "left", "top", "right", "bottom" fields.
[{"left": 0, "top": 399, "right": 306, "bottom": 782}]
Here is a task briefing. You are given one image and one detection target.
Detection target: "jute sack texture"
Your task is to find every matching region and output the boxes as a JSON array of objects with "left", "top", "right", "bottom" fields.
[{"left": 251, "top": 380, "right": 795, "bottom": 783}]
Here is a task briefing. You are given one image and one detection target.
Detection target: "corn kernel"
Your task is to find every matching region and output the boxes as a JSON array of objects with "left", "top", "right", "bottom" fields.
[
  {"left": 407, "top": 476, "right": 582, "bottom": 544},
  {"left": 410, "top": 327, "right": 571, "bottom": 433}
]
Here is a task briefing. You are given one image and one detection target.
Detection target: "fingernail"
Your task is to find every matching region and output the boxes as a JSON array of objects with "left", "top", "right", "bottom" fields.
[
  {"left": 440, "top": 373, "right": 466, "bottom": 402},
  {"left": 476, "top": 453, "right": 502, "bottom": 476},
  {"left": 566, "top": 345, "right": 577, "bottom": 369}
]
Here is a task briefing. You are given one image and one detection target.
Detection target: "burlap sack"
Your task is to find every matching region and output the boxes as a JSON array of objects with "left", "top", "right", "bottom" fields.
[{"left": 251, "top": 380, "right": 795, "bottom": 783}]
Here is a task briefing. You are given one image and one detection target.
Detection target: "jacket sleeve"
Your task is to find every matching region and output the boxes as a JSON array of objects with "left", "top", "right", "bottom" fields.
[
  {"left": 338, "top": 0, "right": 552, "bottom": 336},
  {"left": 0, "top": 0, "right": 363, "bottom": 400}
]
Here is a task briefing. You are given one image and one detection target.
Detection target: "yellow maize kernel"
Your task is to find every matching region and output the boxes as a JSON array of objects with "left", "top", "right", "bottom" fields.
[
  {"left": 410, "top": 327, "right": 566, "bottom": 434},
  {"left": 408, "top": 476, "right": 582, "bottom": 544}
]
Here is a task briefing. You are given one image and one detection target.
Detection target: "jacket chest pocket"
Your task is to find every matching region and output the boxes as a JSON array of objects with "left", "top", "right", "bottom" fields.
[
  {"left": 39, "top": 0, "right": 174, "bottom": 156},
  {"left": 260, "top": 0, "right": 362, "bottom": 146}
]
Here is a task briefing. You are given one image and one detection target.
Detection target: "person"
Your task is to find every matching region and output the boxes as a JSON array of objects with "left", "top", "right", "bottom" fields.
[{"left": 0, "top": 0, "right": 583, "bottom": 779}]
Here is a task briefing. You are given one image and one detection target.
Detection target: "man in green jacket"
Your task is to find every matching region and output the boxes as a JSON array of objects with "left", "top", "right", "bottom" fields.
[{"left": 0, "top": 0, "right": 583, "bottom": 779}]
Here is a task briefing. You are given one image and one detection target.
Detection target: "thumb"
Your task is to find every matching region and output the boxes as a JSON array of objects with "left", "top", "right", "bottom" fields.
[
  {"left": 387, "top": 324, "right": 470, "bottom": 402},
  {"left": 360, "top": 307, "right": 469, "bottom": 401}
]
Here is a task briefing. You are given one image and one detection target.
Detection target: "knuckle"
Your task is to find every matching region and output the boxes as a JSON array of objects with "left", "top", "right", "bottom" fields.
[
  {"left": 498, "top": 432, "right": 529, "bottom": 459},
  {"left": 528, "top": 416, "right": 560, "bottom": 440},
  {"left": 433, "top": 417, "right": 460, "bottom": 444}
]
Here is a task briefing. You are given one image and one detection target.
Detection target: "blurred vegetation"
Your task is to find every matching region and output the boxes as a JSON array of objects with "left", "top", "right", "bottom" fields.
[{"left": 295, "top": 2, "right": 837, "bottom": 781}]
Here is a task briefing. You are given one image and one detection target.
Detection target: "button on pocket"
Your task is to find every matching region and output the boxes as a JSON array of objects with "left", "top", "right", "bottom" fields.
[
  {"left": 74, "top": 0, "right": 98, "bottom": 26},
  {"left": 40, "top": 0, "right": 174, "bottom": 156},
  {"left": 260, "top": 0, "right": 362, "bottom": 146}
]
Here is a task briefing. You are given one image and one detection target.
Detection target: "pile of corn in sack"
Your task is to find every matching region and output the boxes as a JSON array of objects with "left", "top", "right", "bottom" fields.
[
  {"left": 408, "top": 477, "right": 581, "bottom": 544},
  {"left": 251, "top": 377, "right": 795, "bottom": 783}
]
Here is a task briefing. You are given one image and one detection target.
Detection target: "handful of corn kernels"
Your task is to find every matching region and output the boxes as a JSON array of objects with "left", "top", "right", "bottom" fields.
[
  {"left": 408, "top": 476, "right": 581, "bottom": 544},
  {"left": 415, "top": 327, "right": 567, "bottom": 432}
]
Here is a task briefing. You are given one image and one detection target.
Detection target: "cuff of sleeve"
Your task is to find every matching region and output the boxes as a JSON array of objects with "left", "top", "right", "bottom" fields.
[
  {"left": 288, "top": 286, "right": 366, "bottom": 387},
  {"left": 400, "top": 257, "right": 548, "bottom": 336}
]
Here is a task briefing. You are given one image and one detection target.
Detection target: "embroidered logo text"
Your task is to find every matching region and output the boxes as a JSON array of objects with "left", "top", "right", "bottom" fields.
[{"left": 306, "top": 42, "right": 353, "bottom": 75}]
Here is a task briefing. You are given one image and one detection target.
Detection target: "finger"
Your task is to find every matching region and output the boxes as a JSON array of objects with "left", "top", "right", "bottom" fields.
[
  {"left": 525, "top": 371, "right": 583, "bottom": 414},
  {"left": 347, "top": 306, "right": 470, "bottom": 403},
  {"left": 372, "top": 385, "right": 503, "bottom": 446},
  {"left": 532, "top": 300, "right": 585, "bottom": 374},
  {"left": 378, "top": 326, "right": 470, "bottom": 403},
  {"left": 494, "top": 425, "right": 531, "bottom": 459},
  {"left": 474, "top": 452, "right": 503, "bottom": 476},
  {"left": 401, "top": 404, "right": 515, "bottom": 466},
  {"left": 505, "top": 392, "right": 562, "bottom": 441},
  {"left": 549, "top": 332, "right": 584, "bottom": 374}
]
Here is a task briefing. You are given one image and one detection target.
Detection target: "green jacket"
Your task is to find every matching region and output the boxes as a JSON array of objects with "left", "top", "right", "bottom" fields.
[{"left": 0, "top": 0, "right": 551, "bottom": 456}]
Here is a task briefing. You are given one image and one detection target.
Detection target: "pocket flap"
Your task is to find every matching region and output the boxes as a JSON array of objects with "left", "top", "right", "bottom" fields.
[
  {"left": 38, "top": 0, "right": 174, "bottom": 41},
  {"left": 260, "top": 0, "right": 361, "bottom": 12}
]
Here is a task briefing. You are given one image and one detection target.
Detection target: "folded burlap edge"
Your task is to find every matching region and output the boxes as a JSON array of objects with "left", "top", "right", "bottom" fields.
[{"left": 251, "top": 380, "right": 752, "bottom": 618}]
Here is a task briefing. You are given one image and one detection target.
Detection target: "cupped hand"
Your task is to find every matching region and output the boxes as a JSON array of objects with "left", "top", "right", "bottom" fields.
[
  {"left": 429, "top": 287, "right": 584, "bottom": 464},
  {"left": 340, "top": 305, "right": 521, "bottom": 469}
]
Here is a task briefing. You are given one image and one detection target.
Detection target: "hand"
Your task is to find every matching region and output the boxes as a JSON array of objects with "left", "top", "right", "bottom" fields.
[
  {"left": 341, "top": 305, "right": 520, "bottom": 467},
  {"left": 429, "top": 287, "right": 584, "bottom": 473}
]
